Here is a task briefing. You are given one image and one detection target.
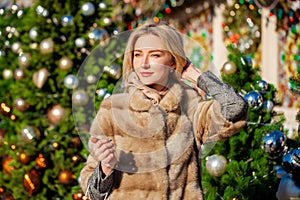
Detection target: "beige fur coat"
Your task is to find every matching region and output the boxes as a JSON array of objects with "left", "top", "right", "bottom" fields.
[{"left": 80, "top": 80, "right": 247, "bottom": 199}]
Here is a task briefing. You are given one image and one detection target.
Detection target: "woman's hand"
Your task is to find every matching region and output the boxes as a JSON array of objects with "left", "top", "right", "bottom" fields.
[
  {"left": 181, "top": 60, "right": 202, "bottom": 86},
  {"left": 89, "top": 137, "right": 117, "bottom": 176}
]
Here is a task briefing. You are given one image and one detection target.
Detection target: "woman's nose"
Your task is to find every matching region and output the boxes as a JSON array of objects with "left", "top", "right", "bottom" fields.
[{"left": 140, "top": 55, "right": 150, "bottom": 68}]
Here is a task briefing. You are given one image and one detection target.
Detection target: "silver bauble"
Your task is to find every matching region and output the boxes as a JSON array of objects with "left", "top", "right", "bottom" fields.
[
  {"left": 18, "top": 52, "right": 31, "bottom": 68},
  {"left": 64, "top": 74, "right": 79, "bottom": 89},
  {"left": 258, "top": 80, "right": 268, "bottom": 92},
  {"left": 0, "top": 50, "right": 5, "bottom": 57},
  {"left": 40, "top": 38, "right": 54, "bottom": 54},
  {"left": 81, "top": 2, "right": 95, "bottom": 16},
  {"left": 58, "top": 56, "right": 73, "bottom": 70},
  {"left": 61, "top": 15, "right": 73, "bottom": 26},
  {"left": 205, "top": 154, "right": 227, "bottom": 177},
  {"left": 103, "top": 64, "right": 121, "bottom": 79},
  {"left": 86, "top": 75, "right": 97, "bottom": 84},
  {"left": 10, "top": 4, "right": 19, "bottom": 14},
  {"left": 222, "top": 61, "right": 237, "bottom": 75},
  {"left": 98, "top": 2, "right": 107, "bottom": 9},
  {"left": 72, "top": 90, "right": 89, "bottom": 105},
  {"left": 11, "top": 41, "right": 22, "bottom": 53},
  {"left": 14, "top": 68, "right": 25, "bottom": 80},
  {"left": 29, "top": 27, "right": 38, "bottom": 40},
  {"left": 262, "top": 130, "right": 286, "bottom": 160},
  {"left": 3, "top": 69, "right": 13, "bottom": 79},
  {"left": 96, "top": 88, "right": 107, "bottom": 98},
  {"left": 21, "top": 126, "right": 41, "bottom": 142},
  {"left": 244, "top": 91, "right": 263, "bottom": 110},
  {"left": 263, "top": 100, "right": 274, "bottom": 112},
  {"left": 88, "top": 28, "right": 109, "bottom": 46},
  {"left": 75, "top": 37, "right": 86, "bottom": 48},
  {"left": 276, "top": 174, "right": 300, "bottom": 200}
]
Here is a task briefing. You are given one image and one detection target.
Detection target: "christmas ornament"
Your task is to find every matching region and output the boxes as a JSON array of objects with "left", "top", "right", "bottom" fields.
[
  {"left": 0, "top": 102, "right": 12, "bottom": 116},
  {"left": 98, "top": 2, "right": 107, "bottom": 9},
  {"left": 81, "top": 2, "right": 95, "bottom": 16},
  {"left": 2, "top": 155, "right": 16, "bottom": 175},
  {"left": 11, "top": 41, "right": 22, "bottom": 53},
  {"left": 61, "top": 15, "right": 73, "bottom": 26},
  {"left": 96, "top": 88, "right": 107, "bottom": 98},
  {"left": 21, "top": 126, "right": 41, "bottom": 142},
  {"left": 0, "top": 186, "right": 5, "bottom": 195},
  {"left": 72, "top": 90, "right": 89, "bottom": 105},
  {"left": 240, "top": 56, "right": 252, "bottom": 67},
  {"left": 18, "top": 151, "right": 31, "bottom": 165},
  {"left": 276, "top": 174, "right": 300, "bottom": 200},
  {"left": 29, "top": 27, "right": 38, "bottom": 40},
  {"left": 86, "top": 74, "right": 97, "bottom": 84},
  {"left": 58, "top": 170, "right": 75, "bottom": 185},
  {"left": 40, "top": 38, "right": 54, "bottom": 54},
  {"left": 35, "top": 5, "right": 48, "bottom": 17},
  {"left": 103, "top": 64, "right": 121, "bottom": 79},
  {"left": 58, "top": 56, "right": 73, "bottom": 70},
  {"left": 258, "top": 80, "right": 268, "bottom": 92},
  {"left": 32, "top": 68, "right": 49, "bottom": 88},
  {"left": 47, "top": 104, "right": 66, "bottom": 125},
  {"left": 72, "top": 192, "right": 85, "bottom": 200},
  {"left": 2, "top": 69, "right": 13, "bottom": 79},
  {"left": 205, "top": 154, "right": 227, "bottom": 177},
  {"left": 23, "top": 168, "right": 42, "bottom": 196},
  {"left": 71, "top": 154, "right": 82, "bottom": 165},
  {"left": 36, "top": 153, "right": 50, "bottom": 169},
  {"left": 18, "top": 52, "right": 31, "bottom": 68},
  {"left": 275, "top": 165, "right": 287, "bottom": 178},
  {"left": 244, "top": 91, "right": 263, "bottom": 109},
  {"left": 103, "top": 17, "right": 112, "bottom": 25},
  {"left": 0, "top": 49, "right": 6, "bottom": 57},
  {"left": 282, "top": 147, "right": 300, "bottom": 181},
  {"left": 221, "top": 61, "right": 237, "bottom": 75},
  {"left": 263, "top": 100, "right": 274, "bottom": 112},
  {"left": 14, "top": 68, "right": 25, "bottom": 80},
  {"left": 75, "top": 37, "right": 86, "bottom": 48},
  {"left": 14, "top": 98, "right": 29, "bottom": 112},
  {"left": 262, "top": 130, "right": 286, "bottom": 160},
  {"left": 64, "top": 74, "right": 79, "bottom": 89},
  {"left": 71, "top": 136, "right": 83, "bottom": 147},
  {"left": 88, "top": 28, "right": 109, "bottom": 46}
]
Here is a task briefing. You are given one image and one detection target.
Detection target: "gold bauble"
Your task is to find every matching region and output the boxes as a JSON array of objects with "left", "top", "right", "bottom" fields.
[
  {"left": 23, "top": 168, "right": 41, "bottom": 196},
  {"left": 58, "top": 170, "right": 75, "bottom": 185},
  {"left": 58, "top": 56, "right": 73, "bottom": 70},
  {"left": 46, "top": 104, "right": 66, "bottom": 125},
  {"left": 32, "top": 68, "right": 49, "bottom": 89},
  {"left": 222, "top": 61, "right": 237, "bottom": 75},
  {"left": 40, "top": 38, "right": 54, "bottom": 54},
  {"left": 2, "top": 156, "right": 16, "bottom": 175}
]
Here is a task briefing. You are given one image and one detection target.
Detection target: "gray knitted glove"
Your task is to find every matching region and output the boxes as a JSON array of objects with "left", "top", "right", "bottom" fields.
[{"left": 197, "top": 71, "right": 248, "bottom": 122}]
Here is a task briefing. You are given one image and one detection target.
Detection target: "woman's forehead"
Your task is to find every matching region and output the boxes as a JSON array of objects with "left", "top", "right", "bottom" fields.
[{"left": 134, "top": 34, "right": 167, "bottom": 51}]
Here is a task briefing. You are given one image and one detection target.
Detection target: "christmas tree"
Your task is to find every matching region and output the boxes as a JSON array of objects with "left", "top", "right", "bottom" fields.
[{"left": 0, "top": 1, "right": 126, "bottom": 199}]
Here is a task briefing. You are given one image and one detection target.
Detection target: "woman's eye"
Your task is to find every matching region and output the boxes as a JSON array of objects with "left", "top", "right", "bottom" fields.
[
  {"left": 151, "top": 54, "right": 160, "bottom": 58},
  {"left": 134, "top": 53, "right": 141, "bottom": 57}
]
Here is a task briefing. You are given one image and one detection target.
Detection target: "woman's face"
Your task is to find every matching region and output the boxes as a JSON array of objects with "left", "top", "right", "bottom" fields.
[{"left": 133, "top": 34, "right": 174, "bottom": 91}]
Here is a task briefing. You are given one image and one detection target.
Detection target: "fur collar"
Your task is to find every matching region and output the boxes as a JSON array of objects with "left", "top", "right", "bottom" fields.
[{"left": 129, "top": 82, "right": 184, "bottom": 112}]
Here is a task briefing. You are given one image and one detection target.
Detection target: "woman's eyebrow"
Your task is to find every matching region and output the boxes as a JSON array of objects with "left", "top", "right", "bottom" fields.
[{"left": 133, "top": 49, "right": 165, "bottom": 53}]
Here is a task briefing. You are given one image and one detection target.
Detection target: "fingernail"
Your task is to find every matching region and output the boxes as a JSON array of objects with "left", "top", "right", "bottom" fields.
[{"left": 107, "top": 138, "right": 112, "bottom": 142}]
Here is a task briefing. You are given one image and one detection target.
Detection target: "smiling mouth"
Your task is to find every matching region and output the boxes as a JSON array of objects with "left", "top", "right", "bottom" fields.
[{"left": 140, "top": 72, "right": 153, "bottom": 77}]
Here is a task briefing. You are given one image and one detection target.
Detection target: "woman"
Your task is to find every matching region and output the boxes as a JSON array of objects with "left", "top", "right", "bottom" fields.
[{"left": 80, "top": 22, "right": 248, "bottom": 200}]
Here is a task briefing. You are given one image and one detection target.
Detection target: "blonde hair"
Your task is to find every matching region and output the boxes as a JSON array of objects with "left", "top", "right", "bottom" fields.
[{"left": 122, "top": 22, "right": 187, "bottom": 83}]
